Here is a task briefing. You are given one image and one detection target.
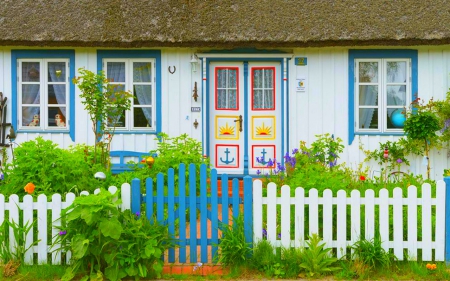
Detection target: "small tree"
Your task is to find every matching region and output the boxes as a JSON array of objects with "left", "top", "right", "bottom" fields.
[
  {"left": 73, "top": 68, "right": 132, "bottom": 168},
  {"left": 403, "top": 97, "right": 441, "bottom": 179}
]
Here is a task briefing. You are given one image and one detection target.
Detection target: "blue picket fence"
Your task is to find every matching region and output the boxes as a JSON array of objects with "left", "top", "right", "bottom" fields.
[{"left": 130, "top": 163, "right": 253, "bottom": 263}]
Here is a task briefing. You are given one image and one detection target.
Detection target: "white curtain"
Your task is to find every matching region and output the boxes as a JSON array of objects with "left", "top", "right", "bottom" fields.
[
  {"left": 21, "top": 62, "right": 40, "bottom": 126},
  {"left": 47, "top": 62, "right": 67, "bottom": 125}
]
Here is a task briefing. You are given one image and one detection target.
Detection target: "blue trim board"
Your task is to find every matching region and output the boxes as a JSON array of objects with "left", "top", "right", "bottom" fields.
[
  {"left": 348, "top": 49, "right": 418, "bottom": 145},
  {"left": 97, "top": 50, "right": 162, "bottom": 134},
  {"left": 444, "top": 177, "right": 450, "bottom": 264},
  {"left": 11, "top": 50, "right": 76, "bottom": 141},
  {"left": 243, "top": 62, "right": 249, "bottom": 175},
  {"left": 204, "top": 57, "right": 288, "bottom": 175}
]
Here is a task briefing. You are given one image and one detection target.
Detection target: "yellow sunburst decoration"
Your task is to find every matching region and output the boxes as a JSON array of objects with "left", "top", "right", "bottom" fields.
[
  {"left": 256, "top": 123, "right": 272, "bottom": 135},
  {"left": 219, "top": 123, "right": 235, "bottom": 135}
]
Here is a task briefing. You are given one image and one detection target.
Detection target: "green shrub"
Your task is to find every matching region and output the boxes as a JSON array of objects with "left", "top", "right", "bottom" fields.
[
  {"left": 299, "top": 234, "right": 340, "bottom": 278},
  {"left": 2, "top": 137, "right": 104, "bottom": 196},
  {"left": 351, "top": 234, "right": 397, "bottom": 270},
  {"left": 216, "top": 215, "right": 251, "bottom": 267},
  {"left": 53, "top": 189, "right": 173, "bottom": 281}
]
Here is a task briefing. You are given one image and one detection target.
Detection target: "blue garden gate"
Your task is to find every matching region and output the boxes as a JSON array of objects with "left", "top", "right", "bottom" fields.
[{"left": 130, "top": 163, "right": 253, "bottom": 264}]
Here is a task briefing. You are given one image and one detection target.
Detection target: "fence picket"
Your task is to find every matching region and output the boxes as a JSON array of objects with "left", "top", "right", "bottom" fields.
[
  {"left": 232, "top": 178, "right": 240, "bottom": 219},
  {"left": 189, "top": 164, "right": 197, "bottom": 263},
  {"left": 145, "top": 178, "right": 153, "bottom": 219},
  {"left": 51, "top": 193, "right": 62, "bottom": 265},
  {"left": 210, "top": 169, "right": 219, "bottom": 262},
  {"left": 178, "top": 164, "right": 187, "bottom": 263},
  {"left": 350, "top": 189, "right": 360, "bottom": 253},
  {"left": 422, "top": 183, "right": 432, "bottom": 260},
  {"left": 200, "top": 164, "right": 208, "bottom": 263},
  {"left": 379, "top": 189, "right": 389, "bottom": 252},
  {"left": 267, "top": 183, "right": 277, "bottom": 243},
  {"left": 253, "top": 180, "right": 263, "bottom": 243},
  {"left": 23, "top": 195, "right": 33, "bottom": 264},
  {"left": 9, "top": 195, "right": 19, "bottom": 254},
  {"left": 436, "top": 181, "right": 445, "bottom": 260},
  {"left": 120, "top": 183, "right": 131, "bottom": 211},
  {"left": 221, "top": 174, "right": 229, "bottom": 226},
  {"left": 336, "top": 190, "right": 347, "bottom": 258},
  {"left": 322, "top": 189, "right": 332, "bottom": 249},
  {"left": 281, "top": 185, "right": 290, "bottom": 248},
  {"left": 309, "top": 189, "right": 319, "bottom": 236},
  {"left": 407, "top": 186, "right": 418, "bottom": 260},
  {"left": 393, "top": 187, "right": 404, "bottom": 260},
  {"left": 65, "top": 192, "right": 75, "bottom": 264},
  {"left": 294, "top": 187, "right": 305, "bottom": 248},
  {"left": 168, "top": 168, "right": 175, "bottom": 263},
  {"left": 37, "top": 194, "right": 47, "bottom": 264},
  {"left": 365, "top": 189, "right": 375, "bottom": 240}
]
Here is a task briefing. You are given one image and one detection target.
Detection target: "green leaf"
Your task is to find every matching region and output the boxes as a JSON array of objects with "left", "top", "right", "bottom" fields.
[
  {"left": 72, "top": 236, "right": 89, "bottom": 259},
  {"left": 99, "top": 218, "right": 123, "bottom": 240},
  {"left": 105, "top": 265, "right": 120, "bottom": 281}
]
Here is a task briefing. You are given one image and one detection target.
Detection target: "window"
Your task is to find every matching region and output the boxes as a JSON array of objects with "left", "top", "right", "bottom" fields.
[
  {"left": 104, "top": 59, "right": 155, "bottom": 129},
  {"left": 348, "top": 50, "right": 418, "bottom": 145},
  {"left": 12, "top": 50, "right": 75, "bottom": 140},
  {"left": 97, "top": 50, "right": 161, "bottom": 134},
  {"left": 215, "top": 67, "right": 239, "bottom": 110}
]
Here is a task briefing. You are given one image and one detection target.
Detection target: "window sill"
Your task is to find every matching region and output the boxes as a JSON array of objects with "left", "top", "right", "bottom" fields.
[
  {"left": 354, "top": 132, "right": 405, "bottom": 136},
  {"left": 112, "top": 131, "right": 158, "bottom": 135},
  {"left": 18, "top": 130, "right": 70, "bottom": 134}
]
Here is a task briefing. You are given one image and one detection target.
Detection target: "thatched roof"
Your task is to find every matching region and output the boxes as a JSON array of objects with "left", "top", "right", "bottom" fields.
[{"left": 1, "top": 0, "right": 450, "bottom": 48}]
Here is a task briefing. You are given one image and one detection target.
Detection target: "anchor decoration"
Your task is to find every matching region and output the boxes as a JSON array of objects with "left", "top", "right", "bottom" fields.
[
  {"left": 258, "top": 148, "right": 268, "bottom": 165},
  {"left": 219, "top": 148, "right": 235, "bottom": 164}
]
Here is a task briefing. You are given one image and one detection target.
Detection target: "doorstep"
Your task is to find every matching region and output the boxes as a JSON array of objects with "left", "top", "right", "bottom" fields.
[{"left": 162, "top": 264, "right": 229, "bottom": 276}]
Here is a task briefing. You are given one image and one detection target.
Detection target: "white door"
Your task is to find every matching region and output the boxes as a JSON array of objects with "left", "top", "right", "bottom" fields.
[{"left": 209, "top": 61, "right": 282, "bottom": 175}]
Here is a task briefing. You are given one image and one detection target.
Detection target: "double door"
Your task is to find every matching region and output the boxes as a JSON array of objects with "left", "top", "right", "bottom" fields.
[{"left": 209, "top": 61, "right": 282, "bottom": 175}]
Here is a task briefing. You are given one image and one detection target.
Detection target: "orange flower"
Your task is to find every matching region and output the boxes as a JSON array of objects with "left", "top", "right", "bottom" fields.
[{"left": 24, "top": 182, "right": 35, "bottom": 194}]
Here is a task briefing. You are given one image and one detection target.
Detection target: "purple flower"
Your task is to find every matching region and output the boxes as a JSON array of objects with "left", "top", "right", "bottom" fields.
[
  {"left": 292, "top": 148, "right": 299, "bottom": 154},
  {"left": 135, "top": 212, "right": 141, "bottom": 217},
  {"left": 262, "top": 228, "right": 267, "bottom": 238},
  {"left": 397, "top": 158, "right": 403, "bottom": 164},
  {"left": 267, "top": 158, "right": 274, "bottom": 167},
  {"left": 329, "top": 159, "right": 337, "bottom": 167},
  {"left": 59, "top": 230, "right": 67, "bottom": 236},
  {"left": 0, "top": 173, "right": 3, "bottom": 180},
  {"left": 256, "top": 170, "right": 261, "bottom": 175},
  {"left": 277, "top": 233, "right": 281, "bottom": 239},
  {"left": 441, "top": 119, "right": 450, "bottom": 133},
  {"left": 256, "top": 157, "right": 261, "bottom": 163}
]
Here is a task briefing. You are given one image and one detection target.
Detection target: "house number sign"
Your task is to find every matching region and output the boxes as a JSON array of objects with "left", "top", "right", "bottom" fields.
[{"left": 191, "top": 107, "right": 201, "bottom": 112}]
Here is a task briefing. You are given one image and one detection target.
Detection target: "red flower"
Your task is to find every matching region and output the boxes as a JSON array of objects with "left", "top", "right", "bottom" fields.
[{"left": 359, "top": 175, "right": 366, "bottom": 181}]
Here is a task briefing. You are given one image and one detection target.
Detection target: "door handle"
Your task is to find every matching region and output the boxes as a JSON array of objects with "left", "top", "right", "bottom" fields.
[{"left": 234, "top": 115, "right": 243, "bottom": 132}]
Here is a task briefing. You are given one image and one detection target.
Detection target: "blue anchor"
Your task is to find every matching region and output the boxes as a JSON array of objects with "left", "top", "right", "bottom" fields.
[
  {"left": 220, "top": 148, "right": 235, "bottom": 164},
  {"left": 259, "top": 149, "right": 268, "bottom": 165}
]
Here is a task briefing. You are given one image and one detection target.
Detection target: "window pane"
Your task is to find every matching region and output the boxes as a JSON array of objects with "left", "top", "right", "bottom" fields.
[
  {"left": 387, "top": 61, "right": 406, "bottom": 83},
  {"left": 228, "top": 69, "right": 237, "bottom": 88},
  {"left": 134, "top": 85, "right": 152, "bottom": 105},
  {"left": 359, "top": 85, "right": 378, "bottom": 106},
  {"left": 107, "top": 62, "right": 125, "bottom": 82},
  {"left": 22, "top": 107, "right": 40, "bottom": 126},
  {"left": 217, "top": 70, "right": 227, "bottom": 88},
  {"left": 253, "top": 90, "right": 263, "bottom": 109},
  {"left": 22, "top": 85, "right": 40, "bottom": 104},
  {"left": 48, "top": 85, "right": 66, "bottom": 104},
  {"left": 22, "top": 62, "right": 40, "bottom": 82},
  {"left": 134, "top": 107, "right": 152, "bottom": 128},
  {"left": 228, "top": 90, "right": 237, "bottom": 109},
  {"left": 48, "top": 107, "right": 67, "bottom": 127},
  {"left": 133, "top": 62, "right": 152, "bottom": 82},
  {"left": 107, "top": 111, "right": 125, "bottom": 128},
  {"left": 359, "top": 62, "right": 378, "bottom": 83},
  {"left": 253, "top": 70, "right": 263, "bottom": 88},
  {"left": 359, "top": 108, "right": 378, "bottom": 129},
  {"left": 48, "top": 62, "right": 66, "bottom": 82},
  {"left": 387, "top": 108, "right": 405, "bottom": 129},
  {"left": 264, "top": 89, "right": 274, "bottom": 109},
  {"left": 217, "top": 89, "right": 227, "bottom": 109},
  {"left": 387, "top": 85, "right": 406, "bottom": 106},
  {"left": 264, "top": 69, "right": 273, "bottom": 88}
]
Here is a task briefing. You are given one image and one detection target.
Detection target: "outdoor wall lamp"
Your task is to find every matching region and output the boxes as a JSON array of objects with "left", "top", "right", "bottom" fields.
[{"left": 190, "top": 54, "right": 199, "bottom": 72}]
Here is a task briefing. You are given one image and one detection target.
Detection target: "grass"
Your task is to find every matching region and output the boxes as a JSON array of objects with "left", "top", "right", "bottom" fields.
[{"left": 0, "top": 264, "right": 66, "bottom": 281}]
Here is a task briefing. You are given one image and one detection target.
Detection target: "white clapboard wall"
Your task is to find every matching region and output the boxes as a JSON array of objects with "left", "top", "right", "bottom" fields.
[
  {"left": 253, "top": 180, "right": 446, "bottom": 261},
  {"left": 0, "top": 184, "right": 131, "bottom": 265}
]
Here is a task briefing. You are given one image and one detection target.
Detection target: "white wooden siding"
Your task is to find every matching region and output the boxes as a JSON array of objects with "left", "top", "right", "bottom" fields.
[{"left": 0, "top": 46, "right": 449, "bottom": 178}]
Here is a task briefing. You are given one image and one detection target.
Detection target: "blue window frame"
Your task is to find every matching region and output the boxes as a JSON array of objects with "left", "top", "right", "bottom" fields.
[
  {"left": 348, "top": 50, "right": 418, "bottom": 145},
  {"left": 11, "top": 50, "right": 75, "bottom": 141},
  {"left": 97, "top": 50, "right": 161, "bottom": 134}
]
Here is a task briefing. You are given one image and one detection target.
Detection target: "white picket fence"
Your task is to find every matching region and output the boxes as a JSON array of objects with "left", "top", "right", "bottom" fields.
[
  {"left": 0, "top": 184, "right": 131, "bottom": 265},
  {"left": 253, "top": 180, "right": 446, "bottom": 261}
]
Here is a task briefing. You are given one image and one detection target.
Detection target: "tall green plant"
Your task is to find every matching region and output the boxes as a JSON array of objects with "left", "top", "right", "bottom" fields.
[
  {"left": 216, "top": 215, "right": 251, "bottom": 267},
  {"left": 403, "top": 97, "right": 441, "bottom": 179},
  {"left": 73, "top": 68, "right": 132, "bottom": 168},
  {"left": 299, "top": 234, "right": 340, "bottom": 277}
]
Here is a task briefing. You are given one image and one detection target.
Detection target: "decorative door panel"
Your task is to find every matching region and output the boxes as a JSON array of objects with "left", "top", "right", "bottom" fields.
[{"left": 209, "top": 62, "right": 281, "bottom": 175}]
